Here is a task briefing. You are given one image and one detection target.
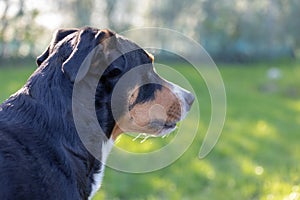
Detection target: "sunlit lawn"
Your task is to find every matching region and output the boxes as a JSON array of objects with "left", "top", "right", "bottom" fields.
[{"left": 0, "top": 61, "right": 299, "bottom": 200}]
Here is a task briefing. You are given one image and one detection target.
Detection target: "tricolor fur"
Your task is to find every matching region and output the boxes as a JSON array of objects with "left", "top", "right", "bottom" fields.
[{"left": 0, "top": 27, "right": 194, "bottom": 200}]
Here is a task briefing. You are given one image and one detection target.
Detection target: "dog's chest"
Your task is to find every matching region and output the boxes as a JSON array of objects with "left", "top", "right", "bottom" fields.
[{"left": 88, "top": 139, "right": 114, "bottom": 200}]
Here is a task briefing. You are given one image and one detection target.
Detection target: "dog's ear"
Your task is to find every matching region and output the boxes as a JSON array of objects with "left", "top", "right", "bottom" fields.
[
  {"left": 36, "top": 29, "right": 78, "bottom": 66},
  {"left": 62, "top": 28, "right": 111, "bottom": 83}
]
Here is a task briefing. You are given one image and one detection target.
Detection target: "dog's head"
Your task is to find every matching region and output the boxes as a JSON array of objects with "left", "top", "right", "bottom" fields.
[{"left": 37, "top": 27, "right": 194, "bottom": 140}]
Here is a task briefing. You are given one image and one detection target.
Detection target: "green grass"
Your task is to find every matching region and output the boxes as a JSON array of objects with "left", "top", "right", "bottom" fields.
[
  {"left": 0, "top": 64, "right": 36, "bottom": 102},
  {"left": 0, "top": 61, "right": 299, "bottom": 200}
]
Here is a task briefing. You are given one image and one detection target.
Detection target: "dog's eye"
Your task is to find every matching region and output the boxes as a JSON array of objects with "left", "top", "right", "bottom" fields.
[{"left": 106, "top": 67, "right": 122, "bottom": 78}]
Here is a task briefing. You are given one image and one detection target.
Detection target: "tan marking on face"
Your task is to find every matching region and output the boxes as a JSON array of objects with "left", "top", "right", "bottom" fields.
[
  {"left": 98, "top": 29, "right": 118, "bottom": 60},
  {"left": 166, "top": 101, "right": 181, "bottom": 123},
  {"left": 112, "top": 85, "right": 182, "bottom": 139},
  {"left": 99, "top": 29, "right": 115, "bottom": 43},
  {"left": 145, "top": 51, "right": 154, "bottom": 63},
  {"left": 149, "top": 86, "right": 181, "bottom": 126},
  {"left": 128, "top": 86, "right": 139, "bottom": 106},
  {"left": 111, "top": 124, "right": 122, "bottom": 140}
]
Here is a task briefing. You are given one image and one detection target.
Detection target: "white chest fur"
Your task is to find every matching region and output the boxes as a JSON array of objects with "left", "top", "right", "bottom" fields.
[{"left": 88, "top": 138, "right": 114, "bottom": 200}]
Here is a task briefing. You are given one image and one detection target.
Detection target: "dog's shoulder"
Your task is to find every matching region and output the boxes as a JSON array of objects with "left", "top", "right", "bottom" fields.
[
  {"left": 0, "top": 101, "right": 84, "bottom": 199},
  {"left": 0, "top": 94, "right": 103, "bottom": 199}
]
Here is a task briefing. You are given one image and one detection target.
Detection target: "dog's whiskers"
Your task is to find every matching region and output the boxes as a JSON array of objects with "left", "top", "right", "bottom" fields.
[
  {"left": 140, "top": 135, "right": 151, "bottom": 143},
  {"left": 132, "top": 133, "right": 143, "bottom": 141}
]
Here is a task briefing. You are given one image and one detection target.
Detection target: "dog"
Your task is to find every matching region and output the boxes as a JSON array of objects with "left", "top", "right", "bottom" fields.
[{"left": 0, "top": 27, "right": 194, "bottom": 200}]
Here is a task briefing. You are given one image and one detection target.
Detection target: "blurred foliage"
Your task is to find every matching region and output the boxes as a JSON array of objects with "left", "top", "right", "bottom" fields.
[
  {"left": 1, "top": 0, "right": 300, "bottom": 61},
  {"left": 0, "top": 0, "right": 44, "bottom": 59}
]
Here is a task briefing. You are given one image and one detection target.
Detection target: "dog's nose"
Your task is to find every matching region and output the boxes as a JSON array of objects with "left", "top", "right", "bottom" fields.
[{"left": 185, "top": 92, "right": 195, "bottom": 107}]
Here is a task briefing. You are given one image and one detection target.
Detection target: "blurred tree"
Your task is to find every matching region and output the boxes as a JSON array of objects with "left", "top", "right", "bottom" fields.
[
  {"left": 149, "top": 0, "right": 194, "bottom": 28},
  {"left": 105, "top": 0, "right": 117, "bottom": 30},
  {"left": 55, "top": 0, "right": 93, "bottom": 26},
  {"left": 0, "top": 0, "right": 10, "bottom": 57},
  {"left": 102, "top": 0, "right": 138, "bottom": 31},
  {"left": 195, "top": 0, "right": 295, "bottom": 61},
  {"left": 284, "top": 0, "right": 300, "bottom": 50},
  {"left": 72, "top": 0, "right": 94, "bottom": 26},
  {"left": 0, "top": 0, "right": 43, "bottom": 59},
  {"left": 0, "top": 0, "right": 299, "bottom": 61}
]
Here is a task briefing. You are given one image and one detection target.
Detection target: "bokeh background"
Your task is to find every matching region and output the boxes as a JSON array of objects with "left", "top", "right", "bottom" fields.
[
  {"left": 0, "top": 0, "right": 300, "bottom": 200},
  {"left": 1, "top": 0, "right": 300, "bottom": 61}
]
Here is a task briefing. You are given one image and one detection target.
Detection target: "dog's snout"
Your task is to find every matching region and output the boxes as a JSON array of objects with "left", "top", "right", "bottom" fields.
[
  {"left": 169, "top": 84, "right": 194, "bottom": 113},
  {"left": 185, "top": 92, "right": 195, "bottom": 107}
]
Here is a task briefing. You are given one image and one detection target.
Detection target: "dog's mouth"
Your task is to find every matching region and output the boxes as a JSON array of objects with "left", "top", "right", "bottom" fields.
[
  {"left": 145, "top": 100, "right": 182, "bottom": 135},
  {"left": 160, "top": 122, "right": 178, "bottom": 136},
  {"left": 148, "top": 119, "right": 179, "bottom": 136},
  {"left": 163, "top": 122, "right": 177, "bottom": 129},
  {"left": 149, "top": 120, "right": 177, "bottom": 129}
]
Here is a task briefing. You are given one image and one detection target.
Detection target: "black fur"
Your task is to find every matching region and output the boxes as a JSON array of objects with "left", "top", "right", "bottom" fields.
[{"left": 0, "top": 27, "right": 160, "bottom": 200}]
